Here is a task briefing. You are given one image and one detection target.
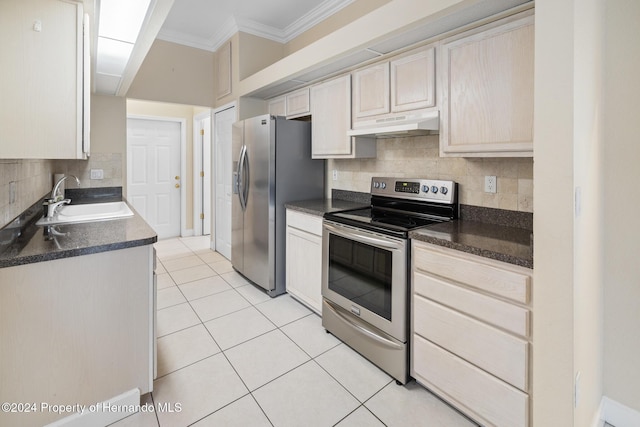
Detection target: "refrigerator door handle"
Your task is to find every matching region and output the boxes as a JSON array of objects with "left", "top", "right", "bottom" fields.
[
  {"left": 242, "top": 149, "right": 250, "bottom": 209},
  {"left": 238, "top": 145, "right": 247, "bottom": 212}
]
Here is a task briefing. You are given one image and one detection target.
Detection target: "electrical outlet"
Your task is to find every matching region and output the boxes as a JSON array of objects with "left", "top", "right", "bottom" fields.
[
  {"left": 90, "top": 169, "right": 104, "bottom": 180},
  {"left": 332, "top": 170, "right": 338, "bottom": 181},
  {"left": 484, "top": 176, "right": 497, "bottom": 193}
]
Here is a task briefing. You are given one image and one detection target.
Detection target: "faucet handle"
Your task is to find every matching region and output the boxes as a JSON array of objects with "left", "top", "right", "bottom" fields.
[{"left": 43, "top": 198, "right": 54, "bottom": 217}]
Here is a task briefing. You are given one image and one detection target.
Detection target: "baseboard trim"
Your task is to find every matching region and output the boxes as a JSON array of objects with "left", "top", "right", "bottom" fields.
[
  {"left": 45, "top": 389, "right": 140, "bottom": 427},
  {"left": 602, "top": 396, "right": 640, "bottom": 427}
]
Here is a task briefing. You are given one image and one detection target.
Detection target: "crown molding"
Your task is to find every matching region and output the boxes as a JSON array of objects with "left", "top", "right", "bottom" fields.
[
  {"left": 156, "top": 0, "right": 354, "bottom": 52},
  {"left": 283, "top": 0, "right": 354, "bottom": 42}
]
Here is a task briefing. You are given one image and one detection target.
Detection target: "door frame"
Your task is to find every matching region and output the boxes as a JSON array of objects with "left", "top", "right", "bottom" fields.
[
  {"left": 193, "top": 110, "right": 212, "bottom": 236},
  {"left": 126, "top": 114, "right": 188, "bottom": 237},
  {"left": 211, "top": 101, "right": 236, "bottom": 252}
]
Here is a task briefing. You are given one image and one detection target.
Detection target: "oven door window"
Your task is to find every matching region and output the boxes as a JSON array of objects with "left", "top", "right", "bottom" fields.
[{"left": 327, "top": 234, "right": 392, "bottom": 321}]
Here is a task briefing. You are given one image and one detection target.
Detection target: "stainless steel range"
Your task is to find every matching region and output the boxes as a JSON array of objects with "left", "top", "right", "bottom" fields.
[{"left": 322, "top": 177, "right": 458, "bottom": 384}]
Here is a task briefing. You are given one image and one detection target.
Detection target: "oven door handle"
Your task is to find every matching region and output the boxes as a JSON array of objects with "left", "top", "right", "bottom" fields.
[
  {"left": 324, "top": 300, "right": 404, "bottom": 350},
  {"left": 323, "top": 222, "right": 403, "bottom": 250}
]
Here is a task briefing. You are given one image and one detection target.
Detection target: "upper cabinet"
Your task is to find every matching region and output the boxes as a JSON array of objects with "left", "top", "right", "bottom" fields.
[
  {"left": 267, "top": 88, "right": 311, "bottom": 119},
  {"left": 216, "top": 40, "right": 232, "bottom": 99},
  {"left": 439, "top": 11, "right": 534, "bottom": 157},
  {"left": 268, "top": 96, "right": 286, "bottom": 116},
  {"left": 352, "top": 62, "right": 390, "bottom": 120},
  {"left": 352, "top": 46, "right": 436, "bottom": 128},
  {"left": 284, "top": 88, "right": 311, "bottom": 118},
  {"left": 391, "top": 47, "right": 436, "bottom": 113},
  {"left": 0, "top": 0, "right": 89, "bottom": 159},
  {"left": 310, "top": 75, "right": 376, "bottom": 159}
]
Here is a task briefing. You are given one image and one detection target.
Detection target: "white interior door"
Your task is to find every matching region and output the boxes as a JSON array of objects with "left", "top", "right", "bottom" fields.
[
  {"left": 194, "top": 112, "right": 212, "bottom": 236},
  {"left": 127, "top": 118, "right": 181, "bottom": 239},
  {"left": 202, "top": 116, "right": 212, "bottom": 236},
  {"left": 214, "top": 106, "right": 235, "bottom": 259}
]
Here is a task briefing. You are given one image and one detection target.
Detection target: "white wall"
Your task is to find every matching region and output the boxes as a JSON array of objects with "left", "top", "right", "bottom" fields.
[
  {"left": 535, "top": 1, "right": 640, "bottom": 425},
  {"left": 573, "top": 0, "right": 605, "bottom": 425},
  {"left": 603, "top": 0, "right": 640, "bottom": 415},
  {"left": 127, "top": 40, "right": 215, "bottom": 107},
  {"left": 532, "top": 0, "right": 576, "bottom": 424}
]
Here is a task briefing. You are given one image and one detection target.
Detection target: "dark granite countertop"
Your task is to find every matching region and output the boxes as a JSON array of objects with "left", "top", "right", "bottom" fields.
[
  {"left": 287, "top": 191, "right": 533, "bottom": 268},
  {"left": 0, "top": 188, "right": 157, "bottom": 269},
  {"left": 410, "top": 220, "right": 533, "bottom": 269},
  {"left": 285, "top": 199, "right": 369, "bottom": 217}
]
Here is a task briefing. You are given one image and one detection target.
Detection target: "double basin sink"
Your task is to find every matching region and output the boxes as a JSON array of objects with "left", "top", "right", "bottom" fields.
[{"left": 36, "top": 202, "right": 134, "bottom": 226}]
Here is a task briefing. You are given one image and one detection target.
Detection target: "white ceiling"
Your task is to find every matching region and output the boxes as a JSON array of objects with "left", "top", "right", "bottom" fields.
[{"left": 156, "top": 0, "right": 355, "bottom": 52}]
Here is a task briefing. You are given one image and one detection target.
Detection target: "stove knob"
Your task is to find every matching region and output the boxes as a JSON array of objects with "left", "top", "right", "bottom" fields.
[
  {"left": 440, "top": 186, "right": 449, "bottom": 195},
  {"left": 374, "top": 182, "right": 380, "bottom": 189},
  {"left": 431, "top": 186, "right": 439, "bottom": 194},
  {"left": 422, "top": 185, "right": 429, "bottom": 193},
  {"left": 381, "top": 182, "right": 386, "bottom": 189}
]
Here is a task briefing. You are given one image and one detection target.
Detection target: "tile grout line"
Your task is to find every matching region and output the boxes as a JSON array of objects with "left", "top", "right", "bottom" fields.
[{"left": 152, "top": 238, "right": 418, "bottom": 427}]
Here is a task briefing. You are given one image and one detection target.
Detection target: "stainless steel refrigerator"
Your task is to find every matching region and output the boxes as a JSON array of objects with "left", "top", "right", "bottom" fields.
[{"left": 231, "top": 114, "right": 324, "bottom": 297}]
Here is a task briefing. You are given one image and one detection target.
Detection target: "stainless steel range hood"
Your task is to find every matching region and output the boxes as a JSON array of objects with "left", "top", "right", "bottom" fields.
[{"left": 347, "top": 111, "right": 439, "bottom": 138}]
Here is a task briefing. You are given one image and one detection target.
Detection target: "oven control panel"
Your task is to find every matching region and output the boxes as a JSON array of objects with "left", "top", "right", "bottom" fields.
[{"left": 371, "top": 177, "right": 456, "bottom": 204}]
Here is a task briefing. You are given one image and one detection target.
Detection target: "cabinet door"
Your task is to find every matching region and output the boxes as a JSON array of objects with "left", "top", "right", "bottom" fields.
[
  {"left": 0, "top": 0, "right": 85, "bottom": 159},
  {"left": 391, "top": 47, "right": 435, "bottom": 112},
  {"left": 439, "top": 11, "right": 534, "bottom": 157},
  {"left": 216, "top": 40, "right": 232, "bottom": 99},
  {"left": 285, "top": 88, "right": 311, "bottom": 118},
  {"left": 353, "top": 62, "right": 390, "bottom": 119},
  {"left": 310, "top": 75, "right": 353, "bottom": 157},
  {"left": 286, "top": 224, "right": 322, "bottom": 314},
  {"left": 268, "top": 96, "right": 286, "bottom": 116}
]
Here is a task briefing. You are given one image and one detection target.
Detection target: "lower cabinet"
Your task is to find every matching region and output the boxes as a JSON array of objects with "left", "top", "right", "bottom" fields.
[
  {"left": 0, "top": 245, "right": 155, "bottom": 426},
  {"left": 411, "top": 240, "right": 533, "bottom": 427},
  {"left": 286, "top": 209, "right": 323, "bottom": 313}
]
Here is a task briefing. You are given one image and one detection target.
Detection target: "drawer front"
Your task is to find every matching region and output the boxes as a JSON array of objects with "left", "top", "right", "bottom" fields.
[
  {"left": 414, "top": 295, "right": 528, "bottom": 391},
  {"left": 413, "top": 271, "right": 530, "bottom": 338},
  {"left": 413, "top": 335, "right": 528, "bottom": 427},
  {"left": 413, "top": 243, "right": 530, "bottom": 304},
  {"left": 286, "top": 210, "right": 322, "bottom": 236}
]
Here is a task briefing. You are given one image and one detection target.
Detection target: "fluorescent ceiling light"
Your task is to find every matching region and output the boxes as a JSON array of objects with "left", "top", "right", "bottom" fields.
[
  {"left": 98, "top": 0, "right": 152, "bottom": 43},
  {"left": 96, "top": 37, "right": 134, "bottom": 76},
  {"left": 95, "top": 0, "right": 152, "bottom": 94}
]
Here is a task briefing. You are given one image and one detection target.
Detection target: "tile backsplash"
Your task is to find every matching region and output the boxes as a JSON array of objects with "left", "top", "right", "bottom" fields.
[
  {"left": 0, "top": 160, "right": 55, "bottom": 228},
  {"left": 54, "top": 153, "right": 123, "bottom": 189},
  {"left": 328, "top": 135, "right": 533, "bottom": 213},
  {"left": 0, "top": 154, "right": 123, "bottom": 229}
]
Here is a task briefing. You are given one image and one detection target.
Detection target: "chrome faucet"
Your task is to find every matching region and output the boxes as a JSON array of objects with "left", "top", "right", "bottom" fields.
[
  {"left": 51, "top": 175, "right": 80, "bottom": 201},
  {"left": 46, "top": 175, "right": 80, "bottom": 218}
]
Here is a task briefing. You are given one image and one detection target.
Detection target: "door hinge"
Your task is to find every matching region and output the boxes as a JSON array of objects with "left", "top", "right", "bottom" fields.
[
  {"left": 200, "top": 213, "right": 204, "bottom": 220},
  {"left": 200, "top": 171, "right": 204, "bottom": 177},
  {"left": 200, "top": 129, "right": 204, "bottom": 136}
]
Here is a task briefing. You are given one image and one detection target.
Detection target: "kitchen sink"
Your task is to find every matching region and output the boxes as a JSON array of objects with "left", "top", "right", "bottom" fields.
[{"left": 36, "top": 201, "right": 134, "bottom": 225}]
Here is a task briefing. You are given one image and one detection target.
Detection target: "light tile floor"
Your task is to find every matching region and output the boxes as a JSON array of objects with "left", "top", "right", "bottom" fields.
[{"left": 111, "top": 236, "right": 478, "bottom": 427}]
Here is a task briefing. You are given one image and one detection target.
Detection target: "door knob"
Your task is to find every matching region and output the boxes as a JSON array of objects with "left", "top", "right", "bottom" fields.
[
  {"left": 175, "top": 183, "right": 180, "bottom": 188},
  {"left": 175, "top": 176, "right": 180, "bottom": 180}
]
